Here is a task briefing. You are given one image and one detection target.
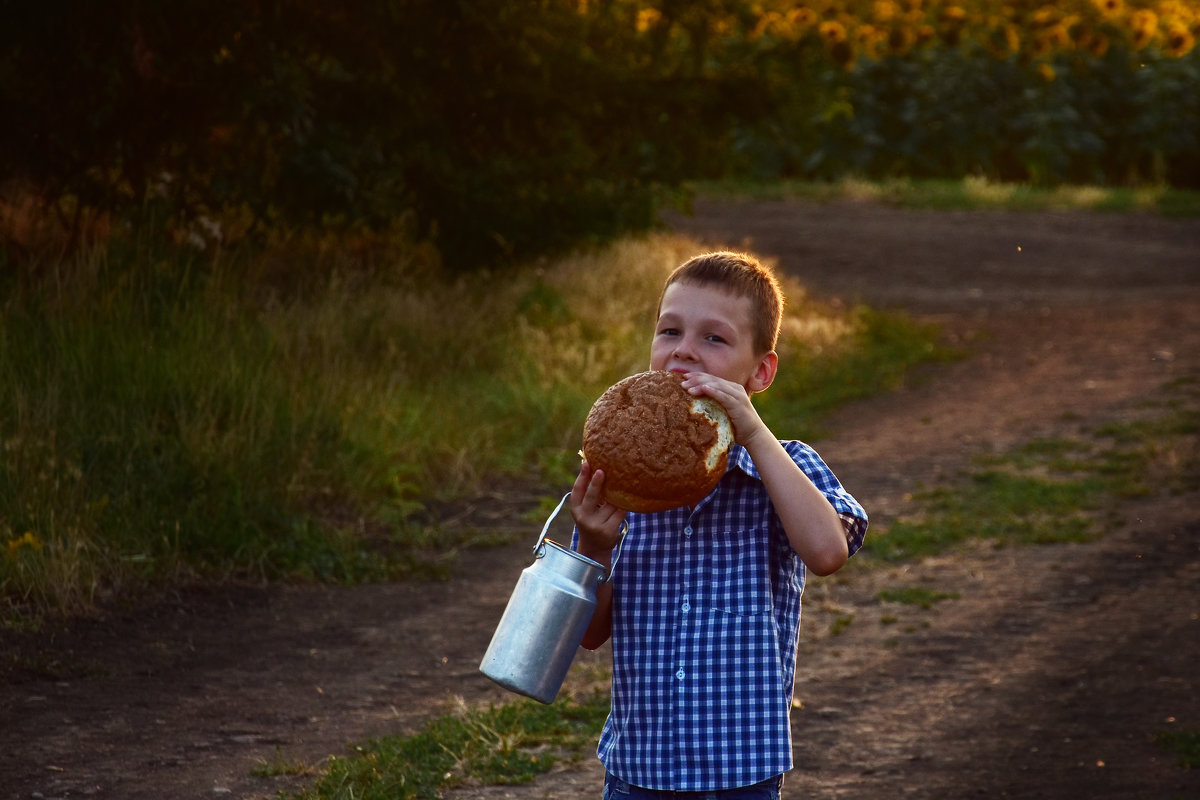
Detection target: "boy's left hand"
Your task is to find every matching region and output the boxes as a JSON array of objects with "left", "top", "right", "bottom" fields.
[{"left": 680, "top": 372, "right": 770, "bottom": 449}]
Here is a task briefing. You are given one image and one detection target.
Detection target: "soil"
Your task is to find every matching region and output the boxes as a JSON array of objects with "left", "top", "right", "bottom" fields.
[{"left": 2, "top": 198, "right": 1199, "bottom": 800}]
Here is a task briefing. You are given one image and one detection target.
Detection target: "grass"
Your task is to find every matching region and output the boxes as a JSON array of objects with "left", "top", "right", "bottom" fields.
[
  {"left": 1155, "top": 728, "right": 1200, "bottom": 770},
  {"left": 864, "top": 378, "right": 1199, "bottom": 564},
  {"left": 291, "top": 693, "right": 610, "bottom": 800},
  {"left": 0, "top": 229, "right": 948, "bottom": 618},
  {"left": 876, "top": 587, "right": 960, "bottom": 609},
  {"left": 693, "top": 176, "right": 1200, "bottom": 217}
]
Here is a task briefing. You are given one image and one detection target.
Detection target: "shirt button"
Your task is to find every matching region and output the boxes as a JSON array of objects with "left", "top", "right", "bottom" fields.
[
  {"left": 681, "top": 600, "right": 691, "bottom": 613},
  {"left": 683, "top": 526, "right": 693, "bottom": 537},
  {"left": 675, "top": 668, "right": 686, "bottom": 680}
]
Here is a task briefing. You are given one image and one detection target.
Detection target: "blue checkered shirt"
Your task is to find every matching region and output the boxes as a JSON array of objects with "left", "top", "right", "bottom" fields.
[{"left": 589, "top": 440, "right": 867, "bottom": 791}]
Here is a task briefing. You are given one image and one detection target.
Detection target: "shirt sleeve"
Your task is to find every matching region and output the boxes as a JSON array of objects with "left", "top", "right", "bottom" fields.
[{"left": 783, "top": 440, "right": 869, "bottom": 557}]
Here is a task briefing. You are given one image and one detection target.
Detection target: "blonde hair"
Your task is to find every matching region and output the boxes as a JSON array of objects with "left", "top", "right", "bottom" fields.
[{"left": 658, "top": 251, "right": 784, "bottom": 356}]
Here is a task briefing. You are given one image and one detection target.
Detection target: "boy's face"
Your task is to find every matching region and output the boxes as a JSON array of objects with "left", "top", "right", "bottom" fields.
[{"left": 650, "top": 281, "right": 774, "bottom": 391}]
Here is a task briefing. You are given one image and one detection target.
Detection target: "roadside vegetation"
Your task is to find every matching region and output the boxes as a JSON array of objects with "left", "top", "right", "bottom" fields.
[{"left": 0, "top": 222, "right": 950, "bottom": 620}]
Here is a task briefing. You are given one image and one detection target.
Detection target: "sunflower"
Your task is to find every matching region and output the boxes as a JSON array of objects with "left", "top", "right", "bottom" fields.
[
  {"left": 939, "top": 5, "right": 967, "bottom": 24},
  {"left": 636, "top": 7, "right": 662, "bottom": 33},
  {"left": 1164, "top": 22, "right": 1196, "bottom": 57},
  {"left": 788, "top": 7, "right": 818, "bottom": 31},
  {"left": 1091, "top": 0, "right": 1123, "bottom": 17},
  {"left": 1130, "top": 9, "right": 1158, "bottom": 48},
  {"left": 819, "top": 19, "right": 848, "bottom": 44},
  {"left": 986, "top": 22, "right": 1022, "bottom": 56}
]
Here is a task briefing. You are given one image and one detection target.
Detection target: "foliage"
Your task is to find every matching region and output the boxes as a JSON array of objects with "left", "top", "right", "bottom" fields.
[
  {"left": 863, "top": 377, "right": 1199, "bottom": 563},
  {"left": 0, "top": 230, "right": 946, "bottom": 617},
  {"left": 877, "top": 586, "right": 960, "bottom": 608},
  {"left": 3, "top": 2, "right": 1197, "bottom": 268},
  {"left": 0, "top": 1, "right": 770, "bottom": 267},
  {"left": 733, "top": 0, "right": 1200, "bottom": 186},
  {"left": 294, "top": 693, "right": 610, "bottom": 800},
  {"left": 1155, "top": 727, "right": 1200, "bottom": 769}
]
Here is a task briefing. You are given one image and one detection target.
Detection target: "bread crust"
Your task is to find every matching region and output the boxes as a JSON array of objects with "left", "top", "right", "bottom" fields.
[{"left": 582, "top": 370, "right": 732, "bottom": 513}]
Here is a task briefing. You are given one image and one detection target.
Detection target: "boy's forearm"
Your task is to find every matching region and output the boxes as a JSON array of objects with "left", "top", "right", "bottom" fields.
[
  {"left": 580, "top": 581, "right": 613, "bottom": 650},
  {"left": 744, "top": 435, "right": 849, "bottom": 575},
  {"left": 577, "top": 539, "right": 614, "bottom": 649}
]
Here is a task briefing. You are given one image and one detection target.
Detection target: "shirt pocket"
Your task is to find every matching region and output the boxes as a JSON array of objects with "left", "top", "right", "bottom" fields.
[{"left": 706, "top": 527, "right": 772, "bottom": 616}]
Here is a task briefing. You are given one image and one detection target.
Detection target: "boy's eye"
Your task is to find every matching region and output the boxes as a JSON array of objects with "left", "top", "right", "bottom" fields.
[
  {"left": 706, "top": 334, "right": 727, "bottom": 344},
  {"left": 658, "top": 327, "right": 680, "bottom": 336}
]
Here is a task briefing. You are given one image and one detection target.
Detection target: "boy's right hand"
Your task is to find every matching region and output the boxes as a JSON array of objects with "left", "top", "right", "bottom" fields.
[{"left": 570, "top": 460, "right": 627, "bottom": 558}]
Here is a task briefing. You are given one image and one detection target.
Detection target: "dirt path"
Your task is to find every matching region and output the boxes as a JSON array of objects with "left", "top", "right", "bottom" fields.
[{"left": 2, "top": 199, "right": 1198, "bottom": 800}]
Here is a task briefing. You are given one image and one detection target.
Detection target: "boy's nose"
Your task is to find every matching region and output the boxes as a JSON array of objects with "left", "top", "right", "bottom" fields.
[{"left": 673, "top": 336, "right": 698, "bottom": 362}]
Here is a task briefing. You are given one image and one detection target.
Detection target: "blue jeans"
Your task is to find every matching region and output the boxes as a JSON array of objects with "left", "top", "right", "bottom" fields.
[{"left": 603, "top": 771, "right": 783, "bottom": 800}]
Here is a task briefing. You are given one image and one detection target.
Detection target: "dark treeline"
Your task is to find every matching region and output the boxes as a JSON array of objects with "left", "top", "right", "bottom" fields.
[
  {"left": 3, "top": 1, "right": 1198, "bottom": 269},
  {"left": 1, "top": 1, "right": 772, "bottom": 267}
]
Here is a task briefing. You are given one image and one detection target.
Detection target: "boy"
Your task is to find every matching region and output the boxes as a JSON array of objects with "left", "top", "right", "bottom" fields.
[{"left": 571, "top": 251, "right": 868, "bottom": 798}]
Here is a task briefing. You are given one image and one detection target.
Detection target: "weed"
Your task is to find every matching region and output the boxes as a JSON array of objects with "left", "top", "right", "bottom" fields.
[
  {"left": 253, "top": 746, "right": 316, "bottom": 778},
  {"left": 1, "top": 230, "right": 946, "bottom": 617},
  {"left": 877, "top": 587, "right": 960, "bottom": 609},
  {"left": 1155, "top": 728, "right": 1200, "bottom": 770},
  {"left": 292, "top": 693, "right": 610, "bottom": 800},
  {"left": 865, "top": 380, "right": 1198, "bottom": 564}
]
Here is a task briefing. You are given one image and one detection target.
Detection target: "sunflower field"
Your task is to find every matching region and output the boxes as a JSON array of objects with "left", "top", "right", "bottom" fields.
[
  {"left": 641, "top": 0, "right": 1200, "bottom": 185},
  {"left": 6, "top": 1, "right": 1198, "bottom": 270}
]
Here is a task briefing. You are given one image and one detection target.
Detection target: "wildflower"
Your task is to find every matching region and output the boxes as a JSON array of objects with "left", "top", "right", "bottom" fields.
[
  {"left": 987, "top": 23, "right": 1021, "bottom": 56},
  {"left": 940, "top": 6, "right": 967, "bottom": 23},
  {"left": 1130, "top": 9, "right": 1159, "bottom": 48},
  {"left": 1032, "top": 5, "right": 1059, "bottom": 27},
  {"left": 636, "top": 8, "right": 661, "bottom": 33},
  {"left": 752, "top": 11, "right": 784, "bottom": 39},
  {"left": 819, "top": 20, "right": 848, "bottom": 44},
  {"left": 1046, "top": 22, "right": 1073, "bottom": 48},
  {"left": 7, "top": 531, "right": 43, "bottom": 558},
  {"left": 1089, "top": 31, "right": 1111, "bottom": 56},
  {"left": 1164, "top": 22, "right": 1196, "bottom": 57},
  {"left": 1038, "top": 62, "right": 1057, "bottom": 82},
  {"left": 788, "top": 7, "right": 818, "bottom": 30},
  {"left": 1030, "top": 34, "right": 1053, "bottom": 56}
]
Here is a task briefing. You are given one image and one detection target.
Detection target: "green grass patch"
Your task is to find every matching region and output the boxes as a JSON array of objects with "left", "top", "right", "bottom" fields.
[
  {"left": 1155, "top": 728, "right": 1200, "bottom": 770},
  {"left": 291, "top": 693, "right": 609, "bottom": 800},
  {"left": 876, "top": 587, "right": 960, "bottom": 609},
  {"left": 0, "top": 232, "right": 949, "bottom": 617},
  {"left": 693, "top": 177, "right": 1200, "bottom": 218},
  {"left": 865, "top": 380, "right": 1199, "bottom": 564}
]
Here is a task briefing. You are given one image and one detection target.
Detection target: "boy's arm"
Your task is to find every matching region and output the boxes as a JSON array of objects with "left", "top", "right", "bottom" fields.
[
  {"left": 741, "top": 434, "right": 849, "bottom": 575},
  {"left": 684, "top": 373, "right": 849, "bottom": 576},
  {"left": 570, "top": 461, "right": 626, "bottom": 649}
]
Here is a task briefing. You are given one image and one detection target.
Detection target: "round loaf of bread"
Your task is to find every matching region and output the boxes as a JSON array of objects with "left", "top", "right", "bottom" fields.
[{"left": 582, "top": 370, "right": 734, "bottom": 513}]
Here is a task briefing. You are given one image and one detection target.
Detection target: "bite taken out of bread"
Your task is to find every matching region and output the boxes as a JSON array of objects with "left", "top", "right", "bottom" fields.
[{"left": 581, "top": 370, "right": 733, "bottom": 513}]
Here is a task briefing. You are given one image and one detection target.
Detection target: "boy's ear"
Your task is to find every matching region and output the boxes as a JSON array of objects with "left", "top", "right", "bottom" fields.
[{"left": 747, "top": 351, "right": 778, "bottom": 394}]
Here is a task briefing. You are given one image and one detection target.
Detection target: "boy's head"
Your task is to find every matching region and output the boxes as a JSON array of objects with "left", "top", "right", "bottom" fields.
[{"left": 658, "top": 251, "right": 784, "bottom": 357}]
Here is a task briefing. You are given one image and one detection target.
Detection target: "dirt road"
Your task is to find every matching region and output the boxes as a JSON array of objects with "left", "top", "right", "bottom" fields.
[{"left": 3, "top": 198, "right": 1198, "bottom": 800}]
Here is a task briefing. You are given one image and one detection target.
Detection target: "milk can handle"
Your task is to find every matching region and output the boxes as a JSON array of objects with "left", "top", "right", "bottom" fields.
[{"left": 534, "top": 492, "right": 629, "bottom": 584}]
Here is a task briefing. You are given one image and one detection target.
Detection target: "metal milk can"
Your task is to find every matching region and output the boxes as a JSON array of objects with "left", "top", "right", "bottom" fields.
[{"left": 479, "top": 493, "right": 627, "bottom": 704}]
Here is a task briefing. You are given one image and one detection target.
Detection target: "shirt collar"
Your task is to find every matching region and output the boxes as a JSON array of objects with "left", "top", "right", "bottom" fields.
[{"left": 727, "top": 443, "right": 760, "bottom": 481}]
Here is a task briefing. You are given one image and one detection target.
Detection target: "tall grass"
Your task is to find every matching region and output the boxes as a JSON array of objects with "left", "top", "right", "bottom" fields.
[{"left": 0, "top": 230, "right": 944, "bottom": 617}]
